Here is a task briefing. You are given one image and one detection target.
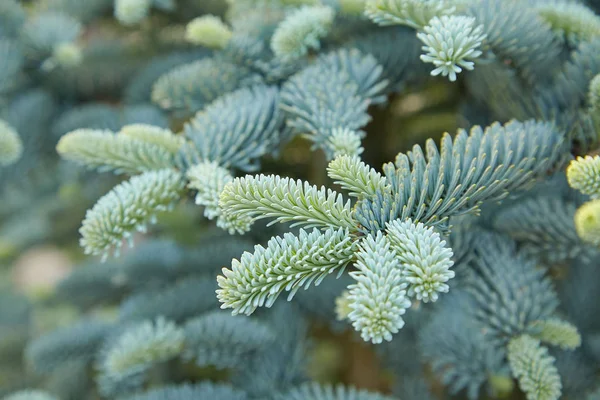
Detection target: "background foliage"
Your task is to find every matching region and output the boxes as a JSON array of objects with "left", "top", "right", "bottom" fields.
[{"left": 2, "top": 0, "right": 600, "bottom": 399}]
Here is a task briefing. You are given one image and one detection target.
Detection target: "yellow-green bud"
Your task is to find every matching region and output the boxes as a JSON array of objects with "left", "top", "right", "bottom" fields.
[
  {"left": 575, "top": 199, "right": 600, "bottom": 245},
  {"left": 52, "top": 42, "right": 83, "bottom": 67},
  {"left": 114, "top": 0, "right": 151, "bottom": 26},
  {"left": 566, "top": 155, "right": 600, "bottom": 198},
  {"left": 0, "top": 119, "right": 23, "bottom": 166},
  {"left": 339, "top": 0, "right": 366, "bottom": 15},
  {"left": 487, "top": 374, "right": 515, "bottom": 398},
  {"left": 184, "top": 15, "right": 233, "bottom": 49}
]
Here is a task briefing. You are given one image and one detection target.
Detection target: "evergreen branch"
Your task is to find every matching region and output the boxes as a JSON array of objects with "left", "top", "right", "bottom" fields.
[
  {"left": 24, "top": 320, "right": 112, "bottom": 374},
  {"left": 118, "top": 124, "right": 184, "bottom": 154},
  {"left": 319, "top": 48, "right": 389, "bottom": 104},
  {"left": 79, "top": 169, "right": 185, "bottom": 260},
  {"left": 276, "top": 382, "right": 397, "bottom": 400},
  {"left": 280, "top": 49, "right": 386, "bottom": 157},
  {"left": 219, "top": 174, "right": 357, "bottom": 232},
  {"left": 508, "top": 335, "right": 562, "bottom": 400},
  {"left": 271, "top": 5, "right": 335, "bottom": 61},
  {"left": 122, "top": 52, "right": 206, "bottom": 103},
  {"left": 465, "top": 0, "right": 562, "bottom": 85},
  {"left": 341, "top": 26, "right": 421, "bottom": 94},
  {"left": 182, "top": 85, "right": 282, "bottom": 172},
  {"left": 51, "top": 103, "right": 121, "bottom": 137},
  {"left": 356, "top": 120, "right": 566, "bottom": 233},
  {"left": 217, "top": 208, "right": 255, "bottom": 235},
  {"left": 326, "top": 128, "right": 364, "bottom": 159},
  {"left": 187, "top": 161, "right": 234, "bottom": 220},
  {"left": 327, "top": 155, "right": 388, "bottom": 198},
  {"left": 567, "top": 155, "right": 600, "bottom": 199},
  {"left": 386, "top": 218, "right": 454, "bottom": 303},
  {"left": 466, "top": 231, "right": 559, "bottom": 342},
  {"left": 419, "top": 294, "right": 507, "bottom": 400},
  {"left": 20, "top": 12, "right": 81, "bottom": 61},
  {"left": 151, "top": 57, "right": 263, "bottom": 114},
  {"left": 118, "top": 277, "right": 219, "bottom": 323},
  {"left": 56, "top": 128, "right": 176, "bottom": 174},
  {"left": 365, "top": 0, "right": 456, "bottom": 29},
  {"left": 230, "top": 302, "right": 311, "bottom": 398},
  {"left": 536, "top": 1, "right": 600, "bottom": 43},
  {"left": 493, "top": 194, "right": 597, "bottom": 264},
  {"left": 217, "top": 227, "right": 357, "bottom": 315},
  {"left": 417, "top": 15, "right": 486, "bottom": 82},
  {"left": 347, "top": 232, "right": 411, "bottom": 343},
  {"left": 97, "top": 317, "right": 184, "bottom": 397},
  {"left": 182, "top": 311, "right": 275, "bottom": 369},
  {"left": 55, "top": 260, "right": 126, "bottom": 308},
  {"left": 530, "top": 318, "right": 581, "bottom": 350}
]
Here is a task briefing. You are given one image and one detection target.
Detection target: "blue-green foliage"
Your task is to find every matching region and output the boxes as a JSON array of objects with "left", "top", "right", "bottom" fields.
[
  {"left": 0, "top": 291, "right": 31, "bottom": 367},
  {"left": 182, "top": 311, "right": 275, "bottom": 369},
  {"left": 558, "top": 259, "right": 600, "bottom": 371},
  {"left": 52, "top": 103, "right": 168, "bottom": 141},
  {"left": 343, "top": 26, "right": 422, "bottom": 93},
  {"left": 492, "top": 193, "right": 599, "bottom": 265},
  {"left": 419, "top": 294, "right": 506, "bottom": 400},
  {"left": 541, "top": 38, "right": 600, "bottom": 111},
  {"left": 118, "top": 276, "right": 219, "bottom": 322},
  {"left": 152, "top": 57, "right": 263, "bottom": 117},
  {"left": 464, "top": 231, "right": 559, "bottom": 343},
  {"left": 375, "top": 309, "right": 431, "bottom": 377},
  {"left": 0, "top": 39, "right": 23, "bottom": 96},
  {"left": 466, "top": 0, "right": 562, "bottom": 86},
  {"left": 280, "top": 48, "right": 387, "bottom": 156},
  {"left": 45, "top": 38, "right": 143, "bottom": 99},
  {"left": 0, "top": 1, "right": 26, "bottom": 39},
  {"left": 3, "top": 0, "right": 600, "bottom": 399},
  {"left": 392, "top": 376, "right": 436, "bottom": 400},
  {"left": 275, "top": 382, "right": 397, "bottom": 400},
  {"left": 3, "top": 90, "right": 57, "bottom": 160},
  {"left": 356, "top": 120, "right": 566, "bottom": 234},
  {"left": 43, "top": 360, "right": 92, "bottom": 400},
  {"left": 24, "top": 320, "right": 112, "bottom": 374},
  {"left": 42, "top": 0, "right": 113, "bottom": 22},
  {"left": 124, "top": 52, "right": 210, "bottom": 104},
  {"left": 55, "top": 261, "right": 127, "bottom": 308},
  {"left": 51, "top": 104, "right": 122, "bottom": 138},
  {"left": 123, "top": 382, "right": 248, "bottom": 400},
  {"left": 554, "top": 349, "right": 598, "bottom": 399},
  {"left": 182, "top": 84, "right": 283, "bottom": 171},
  {"left": 121, "top": 104, "right": 169, "bottom": 128},
  {"left": 231, "top": 302, "right": 310, "bottom": 398},
  {"left": 56, "top": 236, "right": 254, "bottom": 306},
  {"left": 95, "top": 317, "right": 184, "bottom": 398},
  {"left": 292, "top": 272, "right": 353, "bottom": 332},
  {"left": 19, "top": 12, "right": 81, "bottom": 62}
]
